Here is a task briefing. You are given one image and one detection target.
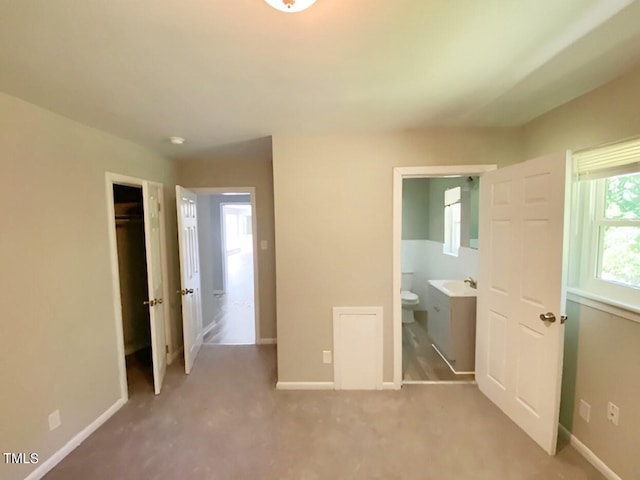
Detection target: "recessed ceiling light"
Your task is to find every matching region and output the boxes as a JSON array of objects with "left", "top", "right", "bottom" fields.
[
  {"left": 263, "top": 0, "right": 316, "bottom": 13},
  {"left": 169, "top": 136, "right": 186, "bottom": 145}
]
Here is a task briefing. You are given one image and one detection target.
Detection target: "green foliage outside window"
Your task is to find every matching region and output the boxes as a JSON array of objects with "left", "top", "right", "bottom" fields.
[{"left": 600, "top": 172, "right": 640, "bottom": 288}]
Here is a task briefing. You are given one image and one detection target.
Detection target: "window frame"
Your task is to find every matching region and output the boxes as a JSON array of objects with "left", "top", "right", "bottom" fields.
[
  {"left": 443, "top": 186, "right": 461, "bottom": 257},
  {"left": 574, "top": 174, "right": 640, "bottom": 307}
]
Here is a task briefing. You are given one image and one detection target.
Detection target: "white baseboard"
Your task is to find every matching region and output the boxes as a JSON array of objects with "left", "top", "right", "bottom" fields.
[
  {"left": 167, "top": 346, "right": 184, "bottom": 365},
  {"left": 558, "top": 425, "right": 622, "bottom": 480},
  {"left": 258, "top": 338, "right": 277, "bottom": 345},
  {"left": 202, "top": 320, "right": 217, "bottom": 337},
  {"left": 276, "top": 381, "right": 334, "bottom": 390},
  {"left": 25, "top": 397, "right": 126, "bottom": 480},
  {"left": 276, "top": 381, "right": 396, "bottom": 390}
]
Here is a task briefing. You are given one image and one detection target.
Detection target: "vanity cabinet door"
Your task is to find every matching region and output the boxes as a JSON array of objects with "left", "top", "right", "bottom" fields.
[{"left": 428, "top": 286, "right": 452, "bottom": 361}]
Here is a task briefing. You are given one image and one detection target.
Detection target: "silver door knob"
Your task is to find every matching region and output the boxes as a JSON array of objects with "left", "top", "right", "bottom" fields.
[
  {"left": 186, "top": 288, "right": 194, "bottom": 294},
  {"left": 143, "top": 299, "right": 156, "bottom": 307},
  {"left": 539, "top": 312, "right": 556, "bottom": 323}
]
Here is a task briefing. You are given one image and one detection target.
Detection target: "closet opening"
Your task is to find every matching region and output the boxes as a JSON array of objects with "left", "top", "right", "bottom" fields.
[{"left": 113, "top": 184, "right": 154, "bottom": 395}]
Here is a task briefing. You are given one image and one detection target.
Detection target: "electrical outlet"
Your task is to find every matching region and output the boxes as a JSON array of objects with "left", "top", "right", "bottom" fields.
[
  {"left": 48, "top": 410, "right": 61, "bottom": 431},
  {"left": 607, "top": 402, "right": 620, "bottom": 425},
  {"left": 579, "top": 399, "right": 591, "bottom": 422},
  {"left": 322, "top": 350, "right": 332, "bottom": 364}
]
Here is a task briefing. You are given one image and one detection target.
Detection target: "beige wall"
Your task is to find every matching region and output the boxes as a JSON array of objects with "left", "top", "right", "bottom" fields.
[
  {"left": 175, "top": 137, "right": 277, "bottom": 340},
  {"left": 272, "top": 129, "right": 522, "bottom": 382},
  {"left": 0, "top": 92, "right": 179, "bottom": 480},
  {"left": 523, "top": 64, "right": 640, "bottom": 480}
]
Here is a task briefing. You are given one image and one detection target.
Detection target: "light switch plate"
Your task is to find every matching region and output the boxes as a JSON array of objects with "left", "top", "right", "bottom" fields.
[
  {"left": 322, "top": 350, "right": 332, "bottom": 364},
  {"left": 48, "top": 410, "right": 61, "bottom": 431},
  {"left": 260, "top": 240, "right": 267, "bottom": 250},
  {"left": 579, "top": 399, "right": 591, "bottom": 422}
]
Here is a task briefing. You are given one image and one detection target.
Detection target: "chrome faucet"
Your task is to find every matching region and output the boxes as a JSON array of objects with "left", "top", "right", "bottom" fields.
[{"left": 464, "top": 277, "right": 477, "bottom": 289}]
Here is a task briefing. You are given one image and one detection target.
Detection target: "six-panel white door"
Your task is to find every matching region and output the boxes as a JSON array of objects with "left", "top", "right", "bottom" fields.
[
  {"left": 143, "top": 182, "right": 167, "bottom": 394},
  {"left": 176, "top": 186, "right": 204, "bottom": 374},
  {"left": 476, "top": 152, "right": 569, "bottom": 454}
]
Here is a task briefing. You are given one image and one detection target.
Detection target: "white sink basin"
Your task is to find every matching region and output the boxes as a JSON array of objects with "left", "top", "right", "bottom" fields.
[{"left": 428, "top": 279, "right": 477, "bottom": 297}]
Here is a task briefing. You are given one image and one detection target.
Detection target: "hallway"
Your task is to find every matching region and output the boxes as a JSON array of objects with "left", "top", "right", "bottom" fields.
[{"left": 203, "top": 243, "right": 256, "bottom": 345}]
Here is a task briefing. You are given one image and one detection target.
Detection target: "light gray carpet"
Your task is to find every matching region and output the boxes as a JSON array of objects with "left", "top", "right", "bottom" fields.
[{"left": 45, "top": 345, "right": 604, "bottom": 480}]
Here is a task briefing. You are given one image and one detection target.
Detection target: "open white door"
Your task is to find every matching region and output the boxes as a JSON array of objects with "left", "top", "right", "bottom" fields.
[
  {"left": 176, "top": 186, "right": 204, "bottom": 374},
  {"left": 476, "top": 152, "right": 570, "bottom": 454},
  {"left": 142, "top": 182, "right": 167, "bottom": 395}
]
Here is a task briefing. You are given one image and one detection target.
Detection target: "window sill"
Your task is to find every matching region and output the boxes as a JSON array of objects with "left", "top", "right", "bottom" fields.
[{"left": 566, "top": 288, "right": 640, "bottom": 324}]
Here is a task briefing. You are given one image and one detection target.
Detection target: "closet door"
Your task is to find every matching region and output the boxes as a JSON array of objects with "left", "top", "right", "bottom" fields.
[{"left": 143, "top": 182, "right": 167, "bottom": 394}]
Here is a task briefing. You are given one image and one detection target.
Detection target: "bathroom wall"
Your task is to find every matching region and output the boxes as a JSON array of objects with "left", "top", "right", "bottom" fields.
[
  {"left": 401, "top": 177, "right": 479, "bottom": 312},
  {"left": 402, "top": 242, "right": 478, "bottom": 311},
  {"left": 426, "top": 177, "right": 479, "bottom": 247}
]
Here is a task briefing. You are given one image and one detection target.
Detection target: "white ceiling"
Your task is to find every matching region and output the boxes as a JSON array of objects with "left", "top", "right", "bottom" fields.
[{"left": 1, "top": 0, "right": 640, "bottom": 157}]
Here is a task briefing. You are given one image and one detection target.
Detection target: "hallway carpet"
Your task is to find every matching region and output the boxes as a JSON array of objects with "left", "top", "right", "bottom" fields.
[{"left": 45, "top": 345, "right": 604, "bottom": 480}]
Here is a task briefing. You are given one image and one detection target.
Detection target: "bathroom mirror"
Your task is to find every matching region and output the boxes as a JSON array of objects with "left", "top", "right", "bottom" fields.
[{"left": 401, "top": 176, "right": 480, "bottom": 250}]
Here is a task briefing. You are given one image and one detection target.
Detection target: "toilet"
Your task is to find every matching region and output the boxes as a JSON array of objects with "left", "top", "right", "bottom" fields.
[{"left": 401, "top": 272, "right": 420, "bottom": 324}]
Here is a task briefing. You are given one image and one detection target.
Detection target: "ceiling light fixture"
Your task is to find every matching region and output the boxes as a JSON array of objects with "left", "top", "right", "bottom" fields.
[
  {"left": 169, "top": 136, "right": 186, "bottom": 145},
  {"left": 263, "top": 0, "right": 316, "bottom": 13}
]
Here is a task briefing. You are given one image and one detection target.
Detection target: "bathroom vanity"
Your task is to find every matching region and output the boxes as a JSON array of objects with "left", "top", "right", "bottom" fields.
[{"left": 427, "top": 280, "right": 477, "bottom": 374}]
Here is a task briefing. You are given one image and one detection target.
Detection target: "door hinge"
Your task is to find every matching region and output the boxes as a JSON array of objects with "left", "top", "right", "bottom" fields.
[
  {"left": 158, "top": 202, "right": 161, "bottom": 212},
  {"left": 165, "top": 345, "right": 169, "bottom": 354}
]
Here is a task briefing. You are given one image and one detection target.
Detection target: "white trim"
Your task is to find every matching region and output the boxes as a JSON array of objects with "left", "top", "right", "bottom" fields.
[
  {"left": 558, "top": 425, "right": 623, "bottom": 480},
  {"left": 567, "top": 289, "right": 640, "bottom": 323},
  {"left": 105, "top": 173, "right": 172, "bottom": 395},
  {"left": 333, "top": 306, "right": 384, "bottom": 390},
  {"left": 383, "top": 382, "right": 399, "bottom": 390},
  {"left": 168, "top": 346, "right": 184, "bottom": 364},
  {"left": 258, "top": 337, "right": 277, "bottom": 345},
  {"left": 105, "top": 173, "right": 135, "bottom": 403},
  {"left": 25, "top": 398, "right": 125, "bottom": 480},
  {"left": 392, "top": 165, "right": 497, "bottom": 388},
  {"left": 213, "top": 289, "right": 225, "bottom": 295},
  {"left": 431, "top": 343, "right": 475, "bottom": 375},
  {"left": 191, "top": 187, "right": 261, "bottom": 345},
  {"left": 403, "top": 380, "right": 477, "bottom": 385},
  {"left": 276, "top": 381, "right": 335, "bottom": 390},
  {"left": 202, "top": 319, "right": 218, "bottom": 337}
]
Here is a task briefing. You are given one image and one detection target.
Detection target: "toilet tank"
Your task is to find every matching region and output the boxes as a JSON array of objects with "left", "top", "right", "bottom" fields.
[{"left": 401, "top": 272, "right": 414, "bottom": 291}]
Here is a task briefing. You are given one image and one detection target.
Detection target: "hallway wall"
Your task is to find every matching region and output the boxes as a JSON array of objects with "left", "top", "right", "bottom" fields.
[{"left": 176, "top": 137, "right": 277, "bottom": 341}]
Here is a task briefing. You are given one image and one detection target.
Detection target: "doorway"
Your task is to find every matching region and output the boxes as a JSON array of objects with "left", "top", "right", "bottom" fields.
[
  {"left": 106, "top": 174, "right": 170, "bottom": 399},
  {"left": 392, "top": 165, "right": 497, "bottom": 387},
  {"left": 112, "top": 184, "right": 154, "bottom": 395},
  {"left": 193, "top": 190, "right": 259, "bottom": 346}
]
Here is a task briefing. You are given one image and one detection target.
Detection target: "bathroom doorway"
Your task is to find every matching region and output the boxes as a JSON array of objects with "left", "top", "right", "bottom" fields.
[
  {"left": 392, "top": 165, "right": 496, "bottom": 386},
  {"left": 192, "top": 189, "right": 260, "bottom": 345}
]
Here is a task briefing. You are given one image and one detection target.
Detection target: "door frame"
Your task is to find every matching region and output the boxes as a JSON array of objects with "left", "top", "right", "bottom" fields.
[
  {"left": 392, "top": 165, "right": 497, "bottom": 389},
  {"left": 105, "top": 173, "right": 172, "bottom": 401},
  {"left": 191, "top": 187, "right": 262, "bottom": 344}
]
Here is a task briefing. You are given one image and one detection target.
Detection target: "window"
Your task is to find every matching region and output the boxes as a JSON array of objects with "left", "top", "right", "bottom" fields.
[
  {"left": 572, "top": 138, "right": 640, "bottom": 307},
  {"left": 443, "top": 186, "right": 461, "bottom": 256}
]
